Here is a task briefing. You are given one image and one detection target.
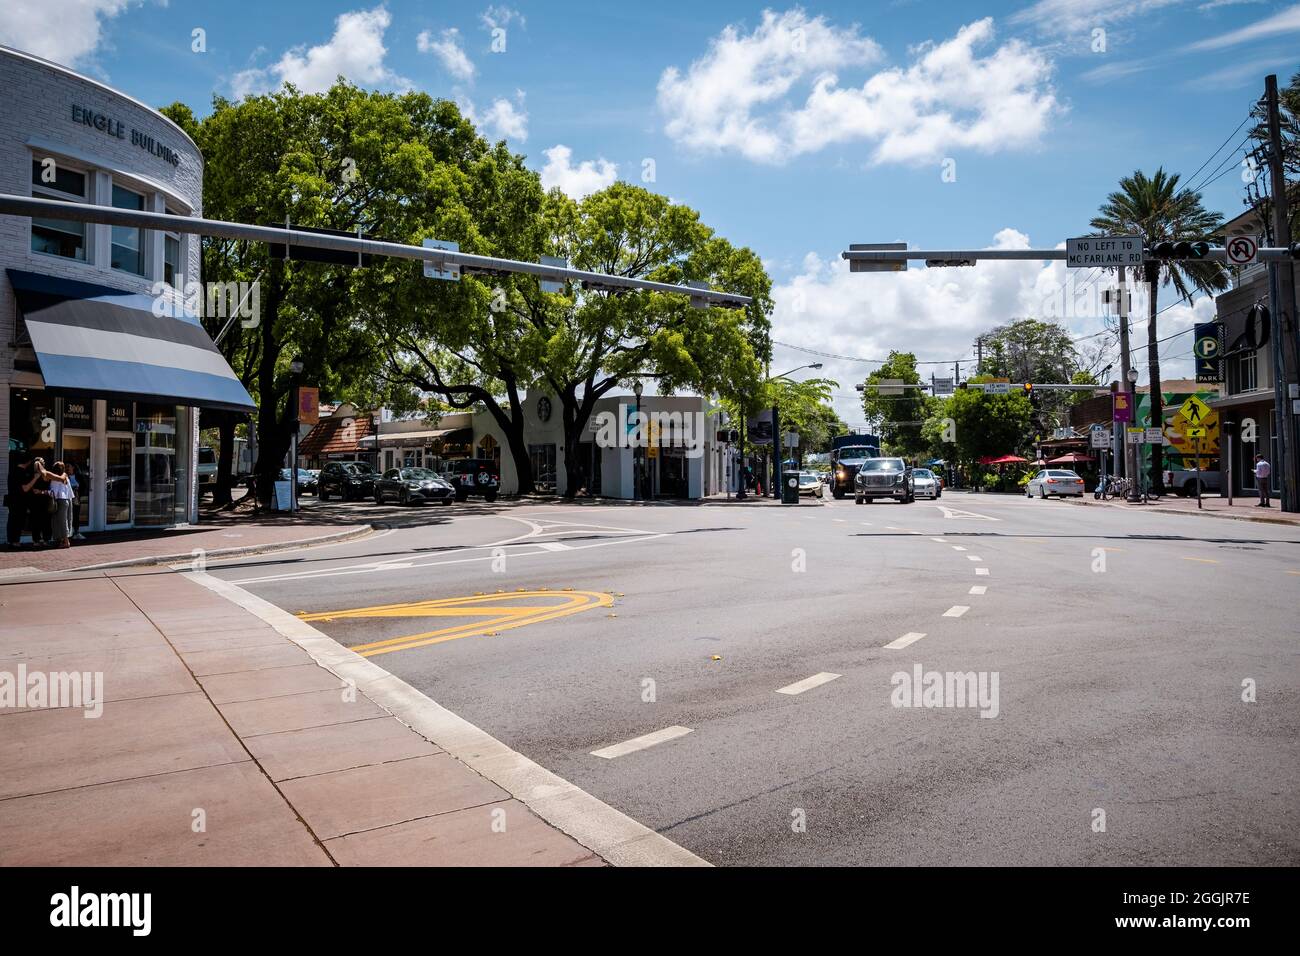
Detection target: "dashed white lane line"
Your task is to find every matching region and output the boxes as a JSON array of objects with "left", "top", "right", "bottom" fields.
[
  {"left": 969, "top": 585, "right": 988, "bottom": 595},
  {"left": 885, "top": 632, "right": 927, "bottom": 650},
  {"left": 975, "top": 567, "right": 990, "bottom": 576},
  {"left": 966, "top": 555, "right": 983, "bottom": 562},
  {"left": 943, "top": 605, "right": 971, "bottom": 618},
  {"left": 951, "top": 545, "right": 967, "bottom": 551},
  {"left": 591, "top": 726, "right": 694, "bottom": 760},
  {"left": 536, "top": 541, "right": 571, "bottom": 551},
  {"left": 930, "top": 537, "right": 946, "bottom": 543},
  {"left": 776, "top": 672, "right": 842, "bottom": 695}
]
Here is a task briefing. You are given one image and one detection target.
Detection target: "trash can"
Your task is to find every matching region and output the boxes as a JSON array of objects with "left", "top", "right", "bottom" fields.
[{"left": 782, "top": 471, "right": 800, "bottom": 504}]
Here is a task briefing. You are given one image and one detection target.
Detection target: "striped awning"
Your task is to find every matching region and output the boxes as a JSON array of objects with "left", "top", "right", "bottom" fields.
[{"left": 8, "top": 269, "right": 255, "bottom": 412}]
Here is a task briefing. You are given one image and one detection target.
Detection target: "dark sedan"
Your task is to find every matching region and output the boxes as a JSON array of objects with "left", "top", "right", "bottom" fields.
[
  {"left": 373, "top": 467, "right": 455, "bottom": 506},
  {"left": 317, "top": 461, "right": 375, "bottom": 501}
]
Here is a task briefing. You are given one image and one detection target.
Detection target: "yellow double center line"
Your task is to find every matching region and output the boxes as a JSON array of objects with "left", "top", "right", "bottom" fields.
[{"left": 298, "top": 590, "right": 614, "bottom": 657}]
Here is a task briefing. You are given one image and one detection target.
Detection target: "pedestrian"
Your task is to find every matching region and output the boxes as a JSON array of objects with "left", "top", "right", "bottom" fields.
[
  {"left": 1253, "top": 454, "right": 1272, "bottom": 508},
  {"left": 38, "top": 460, "right": 74, "bottom": 548},
  {"left": 5, "top": 451, "right": 33, "bottom": 549},
  {"left": 23, "top": 456, "right": 52, "bottom": 546},
  {"left": 66, "top": 463, "right": 84, "bottom": 540}
]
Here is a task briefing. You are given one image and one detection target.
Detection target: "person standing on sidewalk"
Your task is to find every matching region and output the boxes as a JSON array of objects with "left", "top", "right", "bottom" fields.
[
  {"left": 1254, "top": 454, "right": 1272, "bottom": 507},
  {"left": 5, "top": 452, "right": 33, "bottom": 549},
  {"left": 39, "top": 460, "right": 74, "bottom": 548},
  {"left": 23, "top": 457, "right": 52, "bottom": 546},
  {"left": 66, "top": 463, "right": 84, "bottom": 540}
]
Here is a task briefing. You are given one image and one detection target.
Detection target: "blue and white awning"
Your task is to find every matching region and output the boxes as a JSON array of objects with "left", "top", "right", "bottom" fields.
[{"left": 8, "top": 269, "right": 255, "bottom": 413}]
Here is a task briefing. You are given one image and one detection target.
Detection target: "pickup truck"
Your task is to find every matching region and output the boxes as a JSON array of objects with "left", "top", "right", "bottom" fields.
[{"left": 1164, "top": 468, "right": 1221, "bottom": 497}]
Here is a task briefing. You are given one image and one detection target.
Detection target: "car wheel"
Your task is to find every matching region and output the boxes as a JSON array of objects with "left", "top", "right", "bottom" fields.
[
  {"left": 319, "top": 487, "right": 329, "bottom": 501},
  {"left": 440, "top": 498, "right": 452, "bottom": 506},
  {"left": 832, "top": 488, "right": 845, "bottom": 500},
  {"left": 855, "top": 492, "right": 863, "bottom": 504},
  {"left": 1039, "top": 487, "right": 1048, "bottom": 499},
  {"left": 456, "top": 491, "right": 468, "bottom": 502},
  {"left": 484, "top": 492, "right": 498, "bottom": 503},
  {"left": 398, "top": 488, "right": 410, "bottom": 506},
  {"left": 373, "top": 490, "right": 383, "bottom": 504}
]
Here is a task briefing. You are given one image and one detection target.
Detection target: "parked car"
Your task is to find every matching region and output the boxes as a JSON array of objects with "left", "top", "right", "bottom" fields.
[
  {"left": 1165, "top": 467, "right": 1221, "bottom": 497},
  {"left": 197, "top": 446, "right": 217, "bottom": 493},
  {"left": 317, "top": 461, "right": 375, "bottom": 500},
  {"left": 441, "top": 458, "right": 501, "bottom": 502},
  {"left": 1026, "top": 469, "right": 1085, "bottom": 498},
  {"left": 796, "top": 471, "right": 823, "bottom": 496},
  {"left": 373, "top": 467, "right": 455, "bottom": 506},
  {"left": 854, "top": 458, "right": 914, "bottom": 504},
  {"left": 279, "top": 467, "right": 317, "bottom": 495},
  {"left": 911, "top": 467, "right": 942, "bottom": 499}
]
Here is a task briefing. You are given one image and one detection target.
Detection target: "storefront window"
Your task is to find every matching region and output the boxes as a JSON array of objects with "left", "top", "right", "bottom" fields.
[
  {"left": 529, "top": 443, "right": 556, "bottom": 492},
  {"left": 30, "top": 158, "right": 87, "bottom": 261},
  {"left": 8, "top": 388, "right": 57, "bottom": 461},
  {"left": 106, "top": 436, "right": 132, "bottom": 525},
  {"left": 133, "top": 403, "right": 178, "bottom": 526},
  {"left": 111, "top": 184, "right": 146, "bottom": 276}
]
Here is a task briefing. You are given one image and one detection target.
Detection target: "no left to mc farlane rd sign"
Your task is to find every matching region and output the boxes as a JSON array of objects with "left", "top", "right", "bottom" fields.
[
  {"left": 1225, "top": 235, "right": 1259, "bottom": 265},
  {"left": 1066, "top": 236, "right": 1144, "bottom": 269}
]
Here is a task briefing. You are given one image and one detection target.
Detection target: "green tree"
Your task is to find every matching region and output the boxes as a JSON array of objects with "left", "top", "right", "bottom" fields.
[
  {"left": 1091, "top": 169, "right": 1229, "bottom": 492},
  {"left": 975, "top": 318, "right": 1089, "bottom": 438},
  {"left": 765, "top": 376, "right": 839, "bottom": 463},
  {"left": 925, "top": 377, "right": 1033, "bottom": 469},
  {"left": 860, "top": 351, "right": 929, "bottom": 458}
]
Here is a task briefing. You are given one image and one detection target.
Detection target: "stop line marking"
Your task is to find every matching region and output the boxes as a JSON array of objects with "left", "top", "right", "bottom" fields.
[
  {"left": 776, "top": 672, "right": 842, "bottom": 695},
  {"left": 591, "top": 725, "right": 693, "bottom": 759}
]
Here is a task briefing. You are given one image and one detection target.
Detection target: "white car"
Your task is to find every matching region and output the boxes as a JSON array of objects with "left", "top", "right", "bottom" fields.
[
  {"left": 911, "top": 467, "right": 942, "bottom": 499},
  {"left": 1026, "top": 469, "right": 1085, "bottom": 498}
]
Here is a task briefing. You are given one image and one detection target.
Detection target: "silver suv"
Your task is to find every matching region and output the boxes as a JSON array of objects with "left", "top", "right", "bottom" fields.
[{"left": 854, "top": 458, "right": 914, "bottom": 504}]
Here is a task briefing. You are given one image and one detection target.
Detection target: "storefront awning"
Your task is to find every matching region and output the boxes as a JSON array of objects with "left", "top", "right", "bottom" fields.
[
  {"left": 8, "top": 269, "right": 255, "bottom": 413},
  {"left": 358, "top": 427, "right": 473, "bottom": 447}
]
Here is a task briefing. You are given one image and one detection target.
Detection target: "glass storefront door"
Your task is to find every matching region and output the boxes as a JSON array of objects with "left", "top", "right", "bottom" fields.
[
  {"left": 106, "top": 435, "right": 132, "bottom": 525},
  {"left": 134, "top": 403, "right": 178, "bottom": 526}
]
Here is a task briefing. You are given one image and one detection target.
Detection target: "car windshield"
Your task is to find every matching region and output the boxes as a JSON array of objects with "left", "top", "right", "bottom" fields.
[
  {"left": 837, "top": 447, "right": 875, "bottom": 462},
  {"left": 913, "top": 469, "right": 933, "bottom": 479},
  {"left": 198, "top": 448, "right": 216, "bottom": 465},
  {"left": 861, "top": 459, "right": 904, "bottom": 472},
  {"left": 401, "top": 468, "right": 438, "bottom": 480},
  {"left": 343, "top": 463, "right": 372, "bottom": 475},
  {"left": 1048, "top": 470, "right": 1080, "bottom": 478}
]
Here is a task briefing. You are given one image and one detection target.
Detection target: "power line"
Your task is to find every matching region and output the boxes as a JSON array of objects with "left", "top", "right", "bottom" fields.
[{"left": 772, "top": 340, "right": 971, "bottom": 366}]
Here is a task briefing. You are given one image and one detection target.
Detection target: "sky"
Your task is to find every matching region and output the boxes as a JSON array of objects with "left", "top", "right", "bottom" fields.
[{"left": 3, "top": 0, "right": 1297, "bottom": 426}]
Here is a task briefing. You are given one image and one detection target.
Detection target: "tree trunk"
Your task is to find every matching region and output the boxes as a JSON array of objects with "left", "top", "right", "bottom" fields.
[{"left": 1144, "top": 262, "right": 1165, "bottom": 493}]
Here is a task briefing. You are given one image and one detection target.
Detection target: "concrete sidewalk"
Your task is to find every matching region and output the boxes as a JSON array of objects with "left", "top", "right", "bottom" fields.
[
  {"left": 0, "top": 570, "right": 603, "bottom": 866},
  {"left": 0, "top": 521, "right": 372, "bottom": 576},
  {"left": 1061, "top": 492, "right": 1300, "bottom": 526}
]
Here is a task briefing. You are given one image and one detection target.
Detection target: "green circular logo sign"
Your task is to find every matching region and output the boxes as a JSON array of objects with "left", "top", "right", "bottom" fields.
[{"left": 1193, "top": 336, "right": 1218, "bottom": 360}]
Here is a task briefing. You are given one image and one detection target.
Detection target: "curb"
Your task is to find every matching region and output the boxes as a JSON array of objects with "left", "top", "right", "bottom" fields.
[
  {"left": 59, "top": 524, "right": 375, "bottom": 573},
  {"left": 188, "top": 571, "right": 710, "bottom": 868},
  {"left": 1059, "top": 496, "right": 1299, "bottom": 527}
]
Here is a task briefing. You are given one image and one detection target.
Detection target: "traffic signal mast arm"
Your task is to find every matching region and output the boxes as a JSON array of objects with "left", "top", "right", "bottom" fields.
[
  {"left": 841, "top": 244, "right": 1300, "bottom": 266},
  {"left": 0, "top": 193, "right": 754, "bottom": 309}
]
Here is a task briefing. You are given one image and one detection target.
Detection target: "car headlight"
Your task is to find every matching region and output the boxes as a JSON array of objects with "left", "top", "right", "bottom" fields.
[{"left": 407, "top": 482, "right": 422, "bottom": 489}]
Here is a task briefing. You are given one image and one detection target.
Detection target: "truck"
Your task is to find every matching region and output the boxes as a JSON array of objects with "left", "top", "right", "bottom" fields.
[
  {"left": 829, "top": 433, "right": 881, "bottom": 499},
  {"left": 1164, "top": 466, "right": 1221, "bottom": 497}
]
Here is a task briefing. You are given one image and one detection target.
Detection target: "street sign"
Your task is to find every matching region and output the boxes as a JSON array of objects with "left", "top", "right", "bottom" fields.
[
  {"left": 539, "top": 255, "right": 567, "bottom": 293},
  {"left": 1194, "top": 323, "right": 1223, "bottom": 383},
  {"left": 848, "top": 242, "right": 907, "bottom": 273},
  {"left": 1090, "top": 428, "right": 1111, "bottom": 449},
  {"left": 1126, "top": 427, "right": 1144, "bottom": 445},
  {"left": 1179, "top": 394, "right": 1212, "bottom": 426},
  {"left": 1185, "top": 426, "right": 1208, "bottom": 439},
  {"left": 423, "top": 239, "right": 460, "bottom": 281},
  {"left": 1225, "top": 235, "right": 1259, "bottom": 265},
  {"left": 1144, "top": 427, "right": 1164, "bottom": 444},
  {"left": 1066, "top": 236, "right": 1143, "bottom": 269},
  {"left": 1113, "top": 393, "right": 1133, "bottom": 423},
  {"left": 932, "top": 377, "right": 954, "bottom": 396},
  {"left": 783, "top": 431, "right": 798, "bottom": 448},
  {"left": 876, "top": 378, "right": 904, "bottom": 396},
  {"left": 985, "top": 382, "right": 1011, "bottom": 395}
]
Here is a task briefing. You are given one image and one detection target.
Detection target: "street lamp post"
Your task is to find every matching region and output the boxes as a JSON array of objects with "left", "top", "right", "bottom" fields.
[
  {"left": 289, "top": 357, "right": 304, "bottom": 514},
  {"left": 632, "top": 379, "right": 644, "bottom": 502},
  {"left": 1127, "top": 367, "right": 1141, "bottom": 503}
]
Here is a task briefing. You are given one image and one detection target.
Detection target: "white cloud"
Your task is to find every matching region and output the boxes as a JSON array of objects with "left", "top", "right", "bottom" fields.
[
  {"left": 231, "top": 5, "right": 408, "bottom": 99},
  {"left": 482, "top": 93, "right": 528, "bottom": 141},
  {"left": 657, "top": 13, "right": 1058, "bottom": 166},
  {"left": 1186, "top": 2, "right": 1300, "bottom": 49},
  {"left": 417, "top": 27, "right": 475, "bottom": 82},
  {"left": 0, "top": 0, "right": 132, "bottom": 66},
  {"left": 481, "top": 4, "right": 525, "bottom": 31},
  {"left": 539, "top": 145, "right": 618, "bottom": 198},
  {"left": 771, "top": 230, "right": 1205, "bottom": 423},
  {"left": 1011, "top": 0, "right": 1190, "bottom": 36}
]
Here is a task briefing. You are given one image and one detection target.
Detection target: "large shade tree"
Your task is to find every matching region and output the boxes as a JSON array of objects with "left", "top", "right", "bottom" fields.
[{"left": 1091, "top": 169, "right": 1228, "bottom": 492}]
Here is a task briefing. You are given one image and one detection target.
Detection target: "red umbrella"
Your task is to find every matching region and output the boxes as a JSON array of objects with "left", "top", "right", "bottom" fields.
[
  {"left": 988, "top": 454, "right": 1027, "bottom": 464},
  {"left": 1047, "top": 452, "right": 1093, "bottom": 464}
]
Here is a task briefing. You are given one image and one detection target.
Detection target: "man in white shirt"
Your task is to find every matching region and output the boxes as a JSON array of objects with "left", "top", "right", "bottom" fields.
[{"left": 1254, "top": 454, "right": 1272, "bottom": 508}]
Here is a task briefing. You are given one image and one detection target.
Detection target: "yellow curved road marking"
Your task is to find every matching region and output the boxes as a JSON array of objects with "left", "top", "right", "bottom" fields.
[{"left": 298, "top": 590, "right": 615, "bottom": 657}]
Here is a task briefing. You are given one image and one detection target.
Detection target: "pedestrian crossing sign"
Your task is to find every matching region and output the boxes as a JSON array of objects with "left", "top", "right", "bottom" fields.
[
  {"left": 1179, "top": 395, "right": 1211, "bottom": 426},
  {"left": 1185, "top": 426, "right": 1207, "bottom": 438}
]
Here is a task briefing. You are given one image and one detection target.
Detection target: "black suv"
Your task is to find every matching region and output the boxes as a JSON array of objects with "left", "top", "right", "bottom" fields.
[
  {"left": 830, "top": 445, "right": 878, "bottom": 499},
  {"left": 317, "top": 461, "right": 376, "bottom": 501},
  {"left": 441, "top": 458, "right": 500, "bottom": 502}
]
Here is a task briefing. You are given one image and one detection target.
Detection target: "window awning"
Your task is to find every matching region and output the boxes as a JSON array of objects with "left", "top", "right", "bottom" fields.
[
  {"left": 8, "top": 269, "right": 255, "bottom": 413},
  {"left": 357, "top": 427, "right": 473, "bottom": 447}
]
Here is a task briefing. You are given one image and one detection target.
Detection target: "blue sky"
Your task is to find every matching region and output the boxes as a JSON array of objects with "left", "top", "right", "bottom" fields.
[{"left": 5, "top": 0, "right": 1298, "bottom": 423}]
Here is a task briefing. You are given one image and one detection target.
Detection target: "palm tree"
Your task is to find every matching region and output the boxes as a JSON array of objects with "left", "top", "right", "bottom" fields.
[{"left": 1091, "top": 169, "right": 1229, "bottom": 493}]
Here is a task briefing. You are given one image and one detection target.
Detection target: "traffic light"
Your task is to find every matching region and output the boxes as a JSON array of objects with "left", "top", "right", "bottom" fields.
[
  {"left": 1151, "top": 240, "right": 1211, "bottom": 259},
  {"left": 957, "top": 381, "right": 968, "bottom": 390},
  {"left": 1023, "top": 382, "right": 1038, "bottom": 407},
  {"left": 1291, "top": 242, "right": 1300, "bottom": 258}
]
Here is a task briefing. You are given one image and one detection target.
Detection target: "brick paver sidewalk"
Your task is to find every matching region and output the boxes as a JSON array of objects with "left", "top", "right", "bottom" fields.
[
  {"left": 1062, "top": 493, "right": 1300, "bottom": 525},
  {"left": 0, "top": 570, "right": 601, "bottom": 866}
]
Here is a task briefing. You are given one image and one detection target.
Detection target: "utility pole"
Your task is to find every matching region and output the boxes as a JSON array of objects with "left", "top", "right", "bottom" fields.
[
  {"left": 973, "top": 338, "right": 984, "bottom": 372},
  {"left": 1264, "top": 74, "right": 1299, "bottom": 512},
  {"left": 1114, "top": 267, "right": 1135, "bottom": 488}
]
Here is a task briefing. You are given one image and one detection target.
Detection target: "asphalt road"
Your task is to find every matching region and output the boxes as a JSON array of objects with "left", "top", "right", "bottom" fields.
[{"left": 208, "top": 492, "right": 1300, "bottom": 866}]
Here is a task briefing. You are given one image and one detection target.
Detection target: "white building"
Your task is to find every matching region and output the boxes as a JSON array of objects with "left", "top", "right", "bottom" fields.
[{"left": 1, "top": 44, "right": 253, "bottom": 537}]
